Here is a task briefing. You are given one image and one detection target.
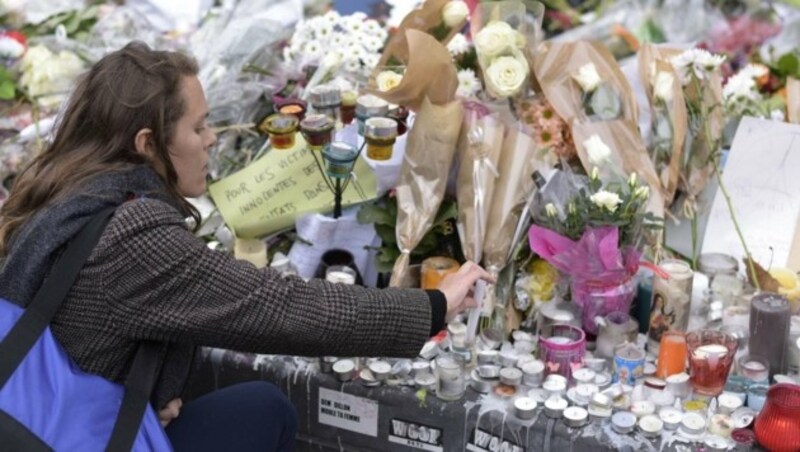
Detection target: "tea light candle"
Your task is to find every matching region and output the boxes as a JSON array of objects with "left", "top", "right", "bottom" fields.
[
  {"left": 682, "top": 399, "right": 707, "bottom": 413},
  {"left": 522, "top": 360, "right": 545, "bottom": 386},
  {"left": 528, "top": 388, "right": 549, "bottom": 403},
  {"left": 731, "top": 407, "right": 756, "bottom": 429},
  {"left": 544, "top": 397, "right": 568, "bottom": 418},
  {"left": 584, "top": 357, "right": 606, "bottom": 372},
  {"left": 573, "top": 368, "right": 597, "bottom": 384},
  {"left": 708, "top": 413, "right": 734, "bottom": 438},
  {"left": 359, "top": 368, "right": 379, "bottom": 387},
  {"left": 717, "top": 393, "right": 743, "bottom": 415},
  {"left": 543, "top": 378, "right": 566, "bottom": 398},
  {"left": 333, "top": 359, "right": 357, "bottom": 382},
  {"left": 514, "top": 397, "right": 537, "bottom": 420},
  {"left": 364, "top": 117, "right": 398, "bottom": 161},
  {"left": 391, "top": 360, "right": 412, "bottom": 379},
  {"left": 576, "top": 384, "right": 598, "bottom": 401},
  {"left": 470, "top": 369, "right": 494, "bottom": 394},
  {"left": 704, "top": 435, "right": 731, "bottom": 452},
  {"left": 415, "top": 373, "right": 436, "bottom": 391},
  {"left": 500, "top": 350, "right": 520, "bottom": 368},
  {"left": 595, "top": 372, "right": 612, "bottom": 389},
  {"left": 723, "top": 377, "right": 748, "bottom": 404},
  {"left": 421, "top": 257, "right": 459, "bottom": 290},
  {"left": 321, "top": 142, "right": 359, "bottom": 179},
  {"left": 563, "top": 406, "right": 589, "bottom": 428},
  {"left": 650, "top": 389, "right": 675, "bottom": 408},
  {"left": 321, "top": 356, "right": 338, "bottom": 373},
  {"left": 680, "top": 412, "right": 707, "bottom": 436},
  {"left": 658, "top": 407, "right": 682, "bottom": 430},
  {"left": 731, "top": 428, "right": 756, "bottom": 448},
  {"left": 638, "top": 414, "right": 663, "bottom": 437},
  {"left": 749, "top": 293, "right": 791, "bottom": 376},
  {"left": 631, "top": 400, "right": 656, "bottom": 418},
  {"left": 515, "top": 354, "right": 536, "bottom": 369},
  {"left": 419, "top": 341, "right": 439, "bottom": 360},
  {"left": 477, "top": 365, "right": 501, "bottom": 379},
  {"left": 325, "top": 265, "right": 357, "bottom": 284},
  {"left": 611, "top": 411, "right": 637, "bottom": 434},
  {"left": 499, "top": 367, "right": 523, "bottom": 387},
  {"left": 369, "top": 360, "right": 392, "bottom": 381},
  {"left": 591, "top": 392, "right": 612, "bottom": 410},
  {"left": 477, "top": 350, "right": 499, "bottom": 365},
  {"left": 588, "top": 405, "right": 613, "bottom": 420},
  {"left": 739, "top": 355, "right": 769, "bottom": 383},
  {"left": 299, "top": 114, "right": 334, "bottom": 151},
  {"left": 412, "top": 360, "right": 431, "bottom": 377},
  {"left": 746, "top": 384, "right": 768, "bottom": 411},
  {"left": 665, "top": 372, "right": 690, "bottom": 399}
]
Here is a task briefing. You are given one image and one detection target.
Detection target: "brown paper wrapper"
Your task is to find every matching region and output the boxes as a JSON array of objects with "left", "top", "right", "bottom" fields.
[
  {"left": 533, "top": 41, "right": 639, "bottom": 125},
  {"left": 456, "top": 113, "right": 505, "bottom": 263},
  {"left": 682, "top": 68, "right": 724, "bottom": 200},
  {"left": 390, "top": 98, "right": 464, "bottom": 287},
  {"left": 788, "top": 77, "right": 800, "bottom": 124},
  {"left": 572, "top": 120, "right": 666, "bottom": 217},
  {"left": 638, "top": 45, "right": 688, "bottom": 207},
  {"left": 369, "top": 29, "right": 458, "bottom": 111}
]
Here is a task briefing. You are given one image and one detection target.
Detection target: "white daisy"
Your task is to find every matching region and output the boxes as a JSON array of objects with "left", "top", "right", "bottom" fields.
[
  {"left": 364, "top": 36, "right": 384, "bottom": 52},
  {"left": 329, "top": 32, "right": 347, "bottom": 48},
  {"left": 770, "top": 109, "right": 785, "bottom": 121},
  {"left": 456, "top": 69, "right": 480, "bottom": 98},
  {"left": 447, "top": 33, "right": 470, "bottom": 56},
  {"left": 363, "top": 19, "right": 382, "bottom": 35},
  {"left": 343, "top": 58, "right": 362, "bottom": 73},
  {"left": 344, "top": 16, "right": 364, "bottom": 34},
  {"left": 314, "top": 22, "right": 334, "bottom": 42},
  {"left": 323, "top": 10, "right": 340, "bottom": 25},
  {"left": 305, "top": 41, "right": 323, "bottom": 61},
  {"left": 362, "top": 53, "right": 380, "bottom": 71}
]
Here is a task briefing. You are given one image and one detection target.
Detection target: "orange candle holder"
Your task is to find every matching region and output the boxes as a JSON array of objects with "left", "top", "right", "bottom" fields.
[
  {"left": 421, "top": 257, "right": 459, "bottom": 290},
  {"left": 656, "top": 331, "right": 688, "bottom": 379}
]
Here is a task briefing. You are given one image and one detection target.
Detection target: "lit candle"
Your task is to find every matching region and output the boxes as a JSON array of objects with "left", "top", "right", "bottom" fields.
[
  {"left": 563, "top": 406, "right": 589, "bottom": 428},
  {"left": 514, "top": 397, "right": 537, "bottom": 420},
  {"left": 638, "top": 414, "right": 664, "bottom": 437},
  {"left": 749, "top": 293, "right": 791, "bottom": 377}
]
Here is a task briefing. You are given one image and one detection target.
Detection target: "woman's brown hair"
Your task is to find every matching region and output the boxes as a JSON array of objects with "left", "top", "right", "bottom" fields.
[{"left": 0, "top": 41, "right": 201, "bottom": 255}]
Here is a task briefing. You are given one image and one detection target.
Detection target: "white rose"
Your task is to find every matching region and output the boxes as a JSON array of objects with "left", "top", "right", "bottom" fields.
[
  {"left": 653, "top": 71, "right": 674, "bottom": 103},
  {"left": 770, "top": 109, "right": 785, "bottom": 122},
  {"left": 572, "top": 63, "right": 601, "bottom": 93},
  {"left": 474, "top": 21, "right": 516, "bottom": 57},
  {"left": 484, "top": 55, "right": 528, "bottom": 98},
  {"left": 590, "top": 190, "right": 623, "bottom": 213},
  {"left": 442, "top": 1, "right": 469, "bottom": 28},
  {"left": 545, "top": 203, "right": 558, "bottom": 217},
  {"left": 634, "top": 186, "right": 650, "bottom": 200},
  {"left": 376, "top": 70, "right": 403, "bottom": 92},
  {"left": 583, "top": 135, "right": 611, "bottom": 165},
  {"left": 628, "top": 172, "right": 637, "bottom": 187}
]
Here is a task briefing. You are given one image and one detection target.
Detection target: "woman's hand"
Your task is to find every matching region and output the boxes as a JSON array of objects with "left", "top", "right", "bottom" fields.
[
  {"left": 158, "top": 398, "right": 183, "bottom": 427},
  {"left": 437, "top": 261, "right": 495, "bottom": 322}
]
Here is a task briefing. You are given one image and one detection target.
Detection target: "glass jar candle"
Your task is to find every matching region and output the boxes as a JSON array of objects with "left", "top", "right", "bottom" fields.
[
  {"left": 276, "top": 99, "right": 307, "bottom": 121},
  {"left": 753, "top": 384, "right": 800, "bottom": 451},
  {"left": 421, "top": 257, "right": 459, "bottom": 290},
  {"left": 687, "top": 329, "right": 738, "bottom": 396},
  {"left": 308, "top": 84, "right": 342, "bottom": 121},
  {"left": 749, "top": 293, "right": 791, "bottom": 377},
  {"left": 364, "top": 117, "right": 398, "bottom": 161},
  {"left": 648, "top": 260, "right": 694, "bottom": 354},
  {"left": 613, "top": 342, "right": 646, "bottom": 385},
  {"left": 321, "top": 141, "right": 358, "bottom": 179},
  {"left": 697, "top": 253, "right": 739, "bottom": 286},
  {"left": 259, "top": 114, "right": 298, "bottom": 150},
  {"left": 538, "top": 324, "right": 586, "bottom": 382},
  {"left": 340, "top": 90, "right": 357, "bottom": 125},
  {"left": 656, "top": 331, "right": 687, "bottom": 378},
  {"left": 435, "top": 352, "right": 466, "bottom": 401},
  {"left": 355, "top": 94, "right": 389, "bottom": 135},
  {"left": 738, "top": 354, "right": 769, "bottom": 384},
  {"left": 595, "top": 311, "right": 639, "bottom": 359},
  {"left": 300, "top": 114, "right": 334, "bottom": 151}
]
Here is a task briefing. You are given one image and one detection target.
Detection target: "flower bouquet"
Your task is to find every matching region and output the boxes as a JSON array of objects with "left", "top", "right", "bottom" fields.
[{"left": 528, "top": 162, "right": 660, "bottom": 336}]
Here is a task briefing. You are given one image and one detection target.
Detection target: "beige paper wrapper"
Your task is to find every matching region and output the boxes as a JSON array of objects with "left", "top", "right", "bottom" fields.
[
  {"left": 638, "top": 45, "right": 688, "bottom": 207},
  {"left": 572, "top": 120, "right": 666, "bottom": 217},
  {"left": 369, "top": 29, "right": 458, "bottom": 111},
  {"left": 456, "top": 114, "right": 505, "bottom": 263},
  {"left": 682, "top": 68, "right": 724, "bottom": 200},
  {"left": 390, "top": 98, "right": 464, "bottom": 287},
  {"left": 533, "top": 41, "right": 639, "bottom": 125},
  {"left": 481, "top": 127, "right": 550, "bottom": 316},
  {"left": 788, "top": 77, "right": 800, "bottom": 124}
]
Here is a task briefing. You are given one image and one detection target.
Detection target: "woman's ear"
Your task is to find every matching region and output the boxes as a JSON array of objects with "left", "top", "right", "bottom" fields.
[{"left": 134, "top": 128, "right": 155, "bottom": 159}]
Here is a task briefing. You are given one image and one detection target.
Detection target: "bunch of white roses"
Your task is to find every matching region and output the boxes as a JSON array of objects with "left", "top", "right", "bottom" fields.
[
  {"left": 473, "top": 20, "right": 529, "bottom": 98},
  {"left": 722, "top": 64, "right": 783, "bottom": 121},
  {"left": 19, "top": 44, "right": 86, "bottom": 109}
]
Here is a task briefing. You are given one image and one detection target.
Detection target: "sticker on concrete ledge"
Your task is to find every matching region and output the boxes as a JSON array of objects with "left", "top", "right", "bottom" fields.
[
  {"left": 388, "top": 418, "right": 444, "bottom": 451},
  {"left": 467, "top": 428, "right": 525, "bottom": 452},
  {"left": 318, "top": 387, "right": 378, "bottom": 437}
]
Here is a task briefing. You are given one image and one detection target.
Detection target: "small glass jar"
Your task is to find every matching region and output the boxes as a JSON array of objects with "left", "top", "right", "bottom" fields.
[
  {"left": 355, "top": 94, "right": 389, "bottom": 135},
  {"left": 340, "top": 90, "right": 358, "bottom": 125},
  {"left": 258, "top": 114, "right": 298, "bottom": 150},
  {"left": 276, "top": 99, "right": 307, "bottom": 121},
  {"left": 322, "top": 141, "right": 358, "bottom": 179},
  {"left": 300, "top": 114, "right": 335, "bottom": 151},
  {"left": 308, "top": 85, "right": 342, "bottom": 121},
  {"left": 387, "top": 105, "right": 410, "bottom": 135},
  {"left": 435, "top": 352, "right": 466, "bottom": 401},
  {"left": 364, "top": 117, "right": 398, "bottom": 161}
]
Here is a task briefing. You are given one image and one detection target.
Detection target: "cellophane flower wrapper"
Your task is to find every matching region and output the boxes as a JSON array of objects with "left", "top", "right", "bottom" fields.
[
  {"left": 788, "top": 77, "right": 800, "bottom": 124},
  {"left": 638, "top": 45, "right": 688, "bottom": 207},
  {"left": 533, "top": 41, "right": 637, "bottom": 124},
  {"left": 470, "top": 1, "right": 531, "bottom": 100}
]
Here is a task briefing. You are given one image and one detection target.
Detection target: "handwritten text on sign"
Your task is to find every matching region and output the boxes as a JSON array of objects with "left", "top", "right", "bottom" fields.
[
  {"left": 703, "top": 117, "right": 800, "bottom": 271},
  {"left": 318, "top": 387, "right": 378, "bottom": 437},
  {"left": 208, "top": 138, "right": 377, "bottom": 238}
]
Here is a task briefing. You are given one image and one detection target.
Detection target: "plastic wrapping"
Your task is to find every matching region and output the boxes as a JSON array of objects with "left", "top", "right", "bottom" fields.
[{"left": 788, "top": 77, "right": 800, "bottom": 124}]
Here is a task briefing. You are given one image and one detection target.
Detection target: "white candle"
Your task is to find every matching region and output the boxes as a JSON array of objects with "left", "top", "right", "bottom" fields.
[
  {"left": 731, "top": 407, "right": 756, "bottom": 429},
  {"left": 563, "top": 406, "right": 589, "bottom": 428},
  {"left": 369, "top": 360, "right": 392, "bottom": 380},
  {"left": 419, "top": 341, "right": 439, "bottom": 360},
  {"left": 591, "top": 392, "right": 612, "bottom": 410},
  {"left": 681, "top": 412, "right": 706, "bottom": 435},
  {"left": 611, "top": 411, "right": 637, "bottom": 434},
  {"left": 500, "top": 350, "right": 519, "bottom": 368},
  {"left": 740, "top": 359, "right": 769, "bottom": 382},
  {"left": 708, "top": 414, "right": 733, "bottom": 438},
  {"left": 412, "top": 360, "right": 430, "bottom": 377},
  {"left": 573, "top": 368, "right": 597, "bottom": 384},
  {"left": 514, "top": 397, "right": 537, "bottom": 420},
  {"left": 543, "top": 378, "right": 566, "bottom": 397},
  {"left": 650, "top": 390, "right": 675, "bottom": 408},
  {"left": 665, "top": 372, "right": 690, "bottom": 398},
  {"left": 326, "top": 270, "right": 356, "bottom": 285},
  {"left": 658, "top": 407, "right": 682, "bottom": 430},
  {"left": 333, "top": 359, "right": 356, "bottom": 381},
  {"left": 415, "top": 373, "right": 436, "bottom": 390},
  {"left": 631, "top": 400, "right": 656, "bottom": 418},
  {"left": 544, "top": 396, "right": 568, "bottom": 418},
  {"left": 477, "top": 350, "right": 499, "bottom": 365},
  {"left": 638, "top": 414, "right": 664, "bottom": 437},
  {"left": 477, "top": 365, "right": 501, "bottom": 379},
  {"left": 500, "top": 367, "right": 523, "bottom": 386},
  {"left": 717, "top": 393, "right": 743, "bottom": 414},
  {"left": 693, "top": 344, "right": 729, "bottom": 360},
  {"left": 576, "top": 384, "right": 598, "bottom": 401}
]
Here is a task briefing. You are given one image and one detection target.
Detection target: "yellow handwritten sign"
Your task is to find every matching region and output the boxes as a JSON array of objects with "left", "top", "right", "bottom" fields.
[{"left": 208, "top": 138, "right": 377, "bottom": 238}]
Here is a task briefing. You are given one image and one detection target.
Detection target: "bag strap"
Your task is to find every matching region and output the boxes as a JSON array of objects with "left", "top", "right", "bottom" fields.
[{"left": 0, "top": 207, "right": 117, "bottom": 386}]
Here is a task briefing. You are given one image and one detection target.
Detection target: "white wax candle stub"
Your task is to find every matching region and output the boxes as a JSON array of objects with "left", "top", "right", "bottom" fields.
[
  {"left": 543, "top": 379, "right": 566, "bottom": 394},
  {"left": 333, "top": 359, "right": 355, "bottom": 373},
  {"left": 631, "top": 401, "right": 656, "bottom": 417},
  {"left": 528, "top": 388, "right": 549, "bottom": 403},
  {"left": 681, "top": 413, "right": 707, "bottom": 434},
  {"left": 500, "top": 367, "right": 523, "bottom": 386},
  {"left": 326, "top": 271, "right": 356, "bottom": 284},
  {"left": 369, "top": 360, "right": 391, "bottom": 376},
  {"left": 545, "top": 397, "right": 568, "bottom": 410},
  {"left": 694, "top": 344, "right": 729, "bottom": 359},
  {"left": 514, "top": 397, "right": 538, "bottom": 420},
  {"left": 595, "top": 372, "right": 612, "bottom": 387},
  {"left": 704, "top": 436, "right": 730, "bottom": 452},
  {"left": 548, "top": 336, "right": 572, "bottom": 345},
  {"left": 638, "top": 415, "right": 664, "bottom": 436},
  {"left": 773, "top": 374, "right": 798, "bottom": 384},
  {"left": 564, "top": 406, "right": 589, "bottom": 427},
  {"left": 709, "top": 414, "right": 734, "bottom": 438},
  {"left": 659, "top": 408, "right": 682, "bottom": 429},
  {"left": 573, "top": 368, "right": 596, "bottom": 383},
  {"left": 576, "top": 384, "right": 598, "bottom": 399},
  {"left": 612, "top": 411, "right": 637, "bottom": 434},
  {"left": 415, "top": 373, "right": 436, "bottom": 387},
  {"left": 516, "top": 354, "right": 536, "bottom": 368},
  {"left": 718, "top": 393, "right": 743, "bottom": 413}
]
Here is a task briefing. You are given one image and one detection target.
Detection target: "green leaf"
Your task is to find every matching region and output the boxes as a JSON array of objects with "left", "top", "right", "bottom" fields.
[
  {"left": 777, "top": 53, "right": 799, "bottom": 78},
  {"left": 0, "top": 81, "right": 15, "bottom": 100},
  {"left": 433, "top": 200, "right": 458, "bottom": 226},
  {"left": 375, "top": 224, "right": 397, "bottom": 245},
  {"left": 357, "top": 204, "right": 394, "bottom": 226}
]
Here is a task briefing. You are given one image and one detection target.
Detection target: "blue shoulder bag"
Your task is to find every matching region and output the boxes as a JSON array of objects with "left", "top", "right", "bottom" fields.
[{"left": 0, "top": 208, "right": 172, "bottom": 451}]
